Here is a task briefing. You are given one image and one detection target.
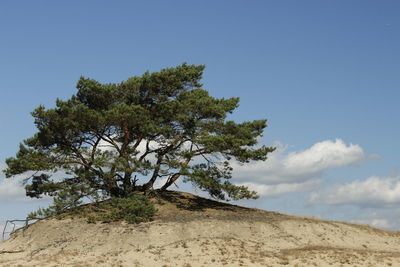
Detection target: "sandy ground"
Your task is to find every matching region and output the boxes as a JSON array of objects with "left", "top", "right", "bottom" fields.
[{"left": 1, "top": 191, "right": 399, "bottom": 266}]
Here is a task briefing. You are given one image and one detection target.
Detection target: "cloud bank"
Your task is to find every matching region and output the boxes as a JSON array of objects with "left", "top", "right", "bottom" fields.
[
  {"left": 0, "top": 163, "right": 27, "bottom": 202},
  {"left": 310, "top": 176, "right": 400, "bottom": 206},
  {"left": 233, "top": 139, "right": 366, "bottom": 197},
  {"left": 233, "top": 139, "right": 365, "bottom": 184},
  {"left": 0, "top": 165, "right": 30, "bottom": 202},
  {"left": 0, "top": 163, "right": 50, "bottom": 203},
  {"left": 240, "top": 179, "right": 322, "bottom": 197}
]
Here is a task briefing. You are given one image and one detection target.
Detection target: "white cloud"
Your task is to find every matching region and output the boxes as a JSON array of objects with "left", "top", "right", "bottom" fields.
[
  {"left": 0, "top": 175, "right": 30, "bottom": 202},
  {"left": 0, "top": 164, "right": 51, "bottom": 203},
  {"left": 309, "top": 176, "right": 400, "bottom": 206},
  {"left": 0, "top": 162, "right": 5, "bottom": 173},
  {"left": 283, "top": 139, "right": 365, "bottom": 176},
  {"left": 233, "top": 139, "right": 366, "bottom": 184},
  {"left": 0, "top": 163, "right": 27, "bottom": 202},
  {"left": 240, "top": 179, "right": 322, "bottom": 197}
]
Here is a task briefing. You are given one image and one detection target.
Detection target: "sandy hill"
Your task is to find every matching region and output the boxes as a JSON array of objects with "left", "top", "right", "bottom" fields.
[{"left": 0, "top": 191, "right": 400, "bottom": 267}]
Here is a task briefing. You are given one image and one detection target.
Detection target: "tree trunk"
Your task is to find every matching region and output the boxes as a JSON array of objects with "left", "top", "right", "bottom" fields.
[
  {"left": 142, "top": 156, "right": 163, "bottom": 191},
  {"left": 160, "top": 158, "right": 191, "bottom": 191},
  {"left": 160, "top": 173, "right": 181, "bottom": 191}
]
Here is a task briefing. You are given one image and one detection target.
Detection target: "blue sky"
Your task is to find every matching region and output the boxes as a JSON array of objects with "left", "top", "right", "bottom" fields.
[{"left": 1, "top": 1, "right": 399, "bottom": 232}]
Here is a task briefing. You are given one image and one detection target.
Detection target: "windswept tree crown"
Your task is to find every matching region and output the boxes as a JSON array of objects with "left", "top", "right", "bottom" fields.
[{"left": 5, "top": 63, "right": 275, "bottom": 203}]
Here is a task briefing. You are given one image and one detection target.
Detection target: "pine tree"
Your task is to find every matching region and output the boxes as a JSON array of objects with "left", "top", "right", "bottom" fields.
[{"left": 5, "top": 63, "right": 275, "bottom": 208}]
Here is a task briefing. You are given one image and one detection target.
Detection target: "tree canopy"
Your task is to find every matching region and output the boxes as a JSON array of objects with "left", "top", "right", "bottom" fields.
[{"left": 4, "top": 63, "right": 275, "bottom": 207}]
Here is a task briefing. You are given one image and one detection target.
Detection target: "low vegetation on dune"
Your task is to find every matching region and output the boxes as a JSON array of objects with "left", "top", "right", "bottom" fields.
[
  {"left": 28, "top": 193, "right": 157, "bottom": 224},
  {"left": 26, "top": 189, "right": 274, "bottom": 224}
]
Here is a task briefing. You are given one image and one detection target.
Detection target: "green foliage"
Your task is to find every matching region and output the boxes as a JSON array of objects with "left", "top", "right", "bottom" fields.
[
  {"left": 28, "top": 194, "right": 156, "bottom": 224},
  {"left": 4, "top": 63, "right": 275, "bottom": 209},
  {"left": 27, "top": 207, "right": 53, "bottom": 219},
  {"left": 91, "top": 194, "right": 157, "bottom": 223},
  {"left": 27, "top": 183, "right": 92, "bottom": 219}
]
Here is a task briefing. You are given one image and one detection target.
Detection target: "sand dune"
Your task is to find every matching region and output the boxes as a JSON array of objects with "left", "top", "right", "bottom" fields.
[{"left": 1, "top": 191, "right": 399, "bottom": 266}]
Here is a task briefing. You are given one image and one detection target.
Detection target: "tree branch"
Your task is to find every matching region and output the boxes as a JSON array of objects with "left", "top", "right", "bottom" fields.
[
  {"left": 142, "top": 155, "right": 163, "bottom": 190},
  {"left": 94, "top": 130, "right": 122, "bottom": 154}
]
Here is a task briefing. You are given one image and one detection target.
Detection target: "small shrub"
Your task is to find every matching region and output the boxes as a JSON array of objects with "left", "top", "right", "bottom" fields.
[
  {"left": 28, "top": 193, "right": 157, "bottom": 224},
  {"left": 89, "top": 194, "right": 157, "bottom": 223},
  {"left": 27, "top": 207, "right": 53, "bottom": 219},
  {"left": 87, "top": 215, "right": 96, "bottom": 224}
]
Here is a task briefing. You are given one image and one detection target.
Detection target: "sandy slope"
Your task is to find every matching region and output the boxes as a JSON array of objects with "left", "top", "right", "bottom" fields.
[{"left": 1, "top": 191, "right": 399, "bottom": 267}]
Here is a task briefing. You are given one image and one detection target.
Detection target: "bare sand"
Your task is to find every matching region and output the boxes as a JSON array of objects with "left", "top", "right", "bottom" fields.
[{"left": 1, "top": 191, "right": 399, "bottom": 266}]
